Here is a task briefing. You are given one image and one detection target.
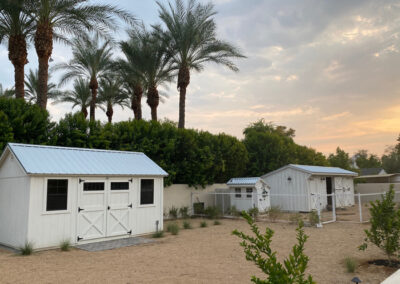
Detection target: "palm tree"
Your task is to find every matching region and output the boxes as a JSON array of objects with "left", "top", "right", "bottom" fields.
[
  {"left": 52, "top": 78, "right": 91, "bottom": 118},
  {"left": 25, "top": 0, "right": 135, "bottom": 109},
  {"left": 98, "top": 76, "right": 128, "bottom": 123},
  {"left": 123, "top": 26, "right": 174, "bottom": 121},
  {"left": 24, "top": 69, "right": 62, "bottom": 103},
  {"left": 0, "top": 84, "right": 14, "bottom": 98},
  {"left": 0, "top": 0, "right": 35, "bottom": 99},
  {"left": 156, "top": 0, "right": 245, "bottom": 128},
  {"left": 53, "top": 34, "right": 113, "bottom": 122}
]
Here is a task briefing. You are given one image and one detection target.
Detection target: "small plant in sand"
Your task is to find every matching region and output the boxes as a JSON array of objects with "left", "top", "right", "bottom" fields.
[
  {"left": 205, "top": 206, "right": 221, "bottom": 219},
  {"left": 359, "top": 185, "right": 400, "bottom": 265},
  {"left": 183, "top": 220, "right": 192, "bottom": 229},
  {"left": 233, "top": 212, "right": 315, "bottom": 284},
  {"left": 169, "top": 206, "right": 179, "bottom": 219},
  {"left": 200, "top": 221, "right": 208, "bottom": 228},
  {"left": 267, "top": 206, "right": 282, "bottom": 222},
  {"left": 19, "top": 242, "right": 33, "bottom": 256},
  {"left": 179, "top": 206, "right": 190, "bottom": 218},
  {"left": 153, "top": 231, "right": 164, "bottom": 238},
  {"left": 248, "top": 207, "right": 259, "bottom": 219},
  {"left": 228, "top": 205, "right": 241, "bottom": 217},
  {"left": 289, "top": 213, "right": 303, "bottom": 225},
  {"left": 167, "top": 223, "right": 180, "bottom": 235},
  {"left": 344, "top": 257, "right": 357, "bottom": 273},
  {"left": 214, "top": 220, "right": 221, "bottom": 225},
  {"left": 308, "top": 210, "right": 320, "bottom": 227},
  {"left": 60, "top": 240, "right": 71, "bottom": 251}
]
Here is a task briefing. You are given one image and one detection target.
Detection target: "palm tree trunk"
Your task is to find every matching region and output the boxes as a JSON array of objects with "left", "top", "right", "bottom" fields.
[
  {"left": 147, "top": 86, "right": 159, "bottom": 121},
  {"left": 89, "top": 78, "right": 98, "bottom": 122},
  {"left": 34, "top": 21, "right": 53, "bottom": 109},
  {"left": 8, "top": 35, "right": 28, "bottom": 99},
  {"left": 81, "top": 106, "right": 88, "bottom": 118},
  {"left": 132, "top": 84, "right": 143, "bottom": 120},
  {"left": 177, "top": 66, "right": 190, "bottom": 129},
  {"left": 106, "top": 102, "right": 113, "bottom": 123}
]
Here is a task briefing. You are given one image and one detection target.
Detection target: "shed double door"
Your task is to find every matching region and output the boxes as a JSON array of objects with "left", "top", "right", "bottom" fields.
[{"left": 77, "top": 179, "right": 132, "bottom": 242}]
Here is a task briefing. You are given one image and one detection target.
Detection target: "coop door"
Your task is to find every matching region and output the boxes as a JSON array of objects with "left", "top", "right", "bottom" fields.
[
  {"left": 77, "top": 180, "right": 107, "bottom": 241},
  {"left": 106, "top": 181, "right": 132, "bottom": 237}
]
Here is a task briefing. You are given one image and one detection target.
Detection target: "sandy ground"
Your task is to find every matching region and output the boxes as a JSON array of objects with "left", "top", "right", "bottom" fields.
[{"left": 0, "top": 219, "right": 395, "bottom": 284}]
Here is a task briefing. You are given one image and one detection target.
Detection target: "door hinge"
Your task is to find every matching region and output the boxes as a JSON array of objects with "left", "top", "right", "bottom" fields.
[
  {"left": 127, "top": 230, "right": 132, "bottom": 235},
  {"left": 128, "top": 178, "right": 133, "bottom": 183},
  {"left": 128, "top": 203, "right": 132, "bottom": 208},
  {"left": 107, "top": 206, "right": 110, "bottom": 210},
  {"left": 79, "top": 178, "right": 85, "bottom": 184},
  {"left": 78, "top": 207, "right": 84, "bottom": 213},
  {"left": 77, "top": 236, "right": 83, "bottom": 242}
]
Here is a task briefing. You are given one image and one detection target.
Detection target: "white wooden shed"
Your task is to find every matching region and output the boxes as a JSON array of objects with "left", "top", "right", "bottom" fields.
[
  {"left": 261, "top": 164, "right": 357, "bottom": 212},
  {"left": 226, "top": 177, "right": 270, "bottom": 212},
  {"left": 0, "top": 143, "right": 167, "bottom": 250}
]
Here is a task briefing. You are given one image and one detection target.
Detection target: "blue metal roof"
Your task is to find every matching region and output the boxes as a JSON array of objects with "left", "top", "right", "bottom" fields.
[
  {"left": 290, "top": 164, "right": 357, "bottom": 176},
  {"left": 227, "top": 177, "right": 260, "bottom": 186},
  {"left": 6, "top": 143, "right": 168, "bottom": 176}
]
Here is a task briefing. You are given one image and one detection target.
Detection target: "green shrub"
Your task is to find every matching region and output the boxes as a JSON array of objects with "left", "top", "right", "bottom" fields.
[
  {"left": 204, "top": 206, "right": 221, "bottom": 219},
  {"left": 344, "top": 257, "right": 357, "bottom": 273},
  {"left": 167, "top": 223, "right": 180, "bottom": 235},
  {"left": 193, "top": 202, "right": 205, "bottom": 214},
  {"left": 228, "top": 205, "right": 240, "bottom": 217},
  {"left": 169, "top": 206, "right": 178, "bottom": 219},
  {"left": 60, "top": 240, "right": 71, "bottom": 251},
  {"left": 247, "top": 207, "right": 259, "bottom": 218},
  {"left": 200, "top": 221, "right": 208, "bottom": 228},
  {"left": 153, "top": 231, "right": 164, "bottom": 238},
  {"left": 214, "top": 220, "right": 221, "bottom": 225},
  {"left": 179, "top": 206, "right": 190, "bottom": 218},
  {"left": 359, "top": 185, "right": 400, "bottom": 265},
  {"left": 308, "top": 210, "right": 320, "bottom": 227},
  {"left": 183, "top": 220, "right": 192, "bottom": 229},
  {"left": 233, "top": 212, "right": 314, "bottom": 284},
  {"left": 267, "top": 206, "right": 282, "bottom": 222},
  {"left": 289, "top": 213, "right": 303, "bottom": 225},
  {"left": 19, "top": 242, "right": 33, "bottom": 256}
]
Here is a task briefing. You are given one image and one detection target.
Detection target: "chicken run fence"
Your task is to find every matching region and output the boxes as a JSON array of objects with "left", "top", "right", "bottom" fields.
[{"left": 189, "top": 190, "right": 400, "bottom": 226}]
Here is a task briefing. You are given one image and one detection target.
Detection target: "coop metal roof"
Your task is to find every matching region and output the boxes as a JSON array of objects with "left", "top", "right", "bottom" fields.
[
  {"left": 227, "top": 177, "right": 260, "bottom": 186},
  {"left": 3, "top": 143, "right": 168, "bottom": 176},
  {"left": 262, "top": 164, "right": 358, "bottom": 178}
]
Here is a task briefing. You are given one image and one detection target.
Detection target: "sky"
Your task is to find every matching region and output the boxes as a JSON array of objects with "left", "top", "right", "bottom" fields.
[{"left": 1, "top": 0, "right": 400, "bottom": 156}]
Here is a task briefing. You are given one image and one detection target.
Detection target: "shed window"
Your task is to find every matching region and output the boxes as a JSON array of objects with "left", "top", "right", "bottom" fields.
[
  {"left": 111, "top": 182, "right": 129, "bottom": 190},
  {"left": 140, "top": 179, "right": 154, "bottom": 205},
  {"left": 46, "top": 179, "right": 68, "bottom": 211},
  {"left": 235, "top": 188, "right": 241, "bottom": 198},
  {"left": 246, "top": 188, "right": 253, "bottom": 198},
  {"left": 83, "top": 182, "right": 104, "bottom": 191}
]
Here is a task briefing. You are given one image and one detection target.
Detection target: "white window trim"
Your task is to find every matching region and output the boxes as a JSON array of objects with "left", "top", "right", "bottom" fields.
[
  {"left": 235, "top": 187, "right": 242, "bottom": 198},
  {"left": 42, "top": 177, "right": 70, "bottom": 215},
  {"left": 138, "top": 178, "right": 155, "bottom": 207},
  {"left": 246, "top": 187, "right": 253, "bottom": 199}
]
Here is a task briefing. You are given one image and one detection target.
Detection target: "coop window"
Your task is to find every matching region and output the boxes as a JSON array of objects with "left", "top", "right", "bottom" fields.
[
  {"left": 140, "top": 179, "right": 154, "bottom": 205},
  {"left": 83, "top": 182, "right": 104, "bottom": 191},
  {"left": 46, "top": 179, "right": 68, "bottom": 211},
  {"left": 111, "top": 182, "right": 129, "bottom": 190},
  {"left": 246, "top": 188, "right": 253, "bottom": 198},
  {"left": 235, "top": 188, "right": 241, "bottom": 198}
]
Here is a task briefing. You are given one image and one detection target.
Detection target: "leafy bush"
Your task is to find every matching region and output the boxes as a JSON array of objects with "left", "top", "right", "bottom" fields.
[
  {"left": 267, "top": 206, "right": 282, "bottom": 222},
  {"left": 248, "top": 207, "right": 259, "bottom": 218},
  {"left": 214, "top": 220, "right": 221, "bottom": 225},
  {"left": 19, "top": 242, "right": 33, "bottom": 256},
  {"left": 359, "top": 186, "right": 400, "bottom": 265},
  {"left": 289, "top": 213, "right": 303, "bottom": 225},
  {"left": 60, "top": 240, "right": 71, "bottom": 251},
  {"left": 169, "top": 206, "right": 178, "bottom": 219},
  {"left": 228, "top": 205, "right": 241, "bottom": 217},
  {"left": 166, "top": 223, "right": 180, "bottom": 235},
  {"left": 153, "top": 231, "right": 164, "bottom": 238},
  {"left": 232, "top": 212, "right": 314, "bottom": 284},
  {"left": 344, "top": 257, "right": 357, "bottom": 273},
  {"left": 193, "top": 202, "right": 205, "bottom": 214},
  {"left": 179, "top": 206, "right": 190, "bottom": 218},
  {"left": 308, "top": 210, "right": 320, "bottom": 227},
  {"left": 205, "top": 206, "right": 221, "bottom": 219},
  {"left": 183, "top": 220, "right": 192, "bottom": 229},
  {"left": 200, "top": 221, "right": 208, "bottom": 228}
]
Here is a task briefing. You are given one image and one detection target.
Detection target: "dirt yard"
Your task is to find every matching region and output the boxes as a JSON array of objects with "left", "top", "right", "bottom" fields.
[{"left": 0, "top": 219, "right": 395, "bottom": 284}]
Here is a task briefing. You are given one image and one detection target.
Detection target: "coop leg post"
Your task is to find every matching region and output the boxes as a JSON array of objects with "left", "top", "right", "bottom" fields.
[
  {"left": 190, "top": 192, "right": 194, "bottom": 216},
  {"left": 358, "top": 192, "right": 363, "bottom": 223},
  {"left": 317, "top": 193, "right": 323, "bottom": 228},
  {"left": 332, "top": 192, "right": 336, "bottom": 222}
]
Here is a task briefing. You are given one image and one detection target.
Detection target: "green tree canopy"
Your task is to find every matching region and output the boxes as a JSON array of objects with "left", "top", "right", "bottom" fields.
[
  {"left": 354, "top": 149, "right": 381, "bottom": 169},
  {"left": 327, "top": 147, "right": 352, "bottom": 170}
]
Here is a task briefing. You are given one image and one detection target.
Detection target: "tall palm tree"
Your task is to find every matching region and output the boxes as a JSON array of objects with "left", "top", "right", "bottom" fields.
[
  {"left": 0, "top": 84, "right": 14, "bottom": 98},
  {"left": 123, "top": 26, "right": 174, "bottom": 121},
  {"left": 156, "top": 0, "right": 245, "bottom": 128},
  {"left": 24, "top": 69, "right": 61, "bottom": 103},
  {"left": 98, "top": 76, "right": 128, "bottom": 123},
  {"left": 0, "top": 0, "right": 35, "bottom": 99},
  {"left": 25, "top": 0, "right": 135, "bottom": 109},
  {"left": 52, "top": 78, "right": 91, "bottom": 118},
  {"left": 53, "top": 34, "right": 113, "bottom": 122}
]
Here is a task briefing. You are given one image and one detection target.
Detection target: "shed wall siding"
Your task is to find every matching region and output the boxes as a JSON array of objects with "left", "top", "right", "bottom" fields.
[{"left": 0, "top": 154, "right": 30, "bottom": 248}]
